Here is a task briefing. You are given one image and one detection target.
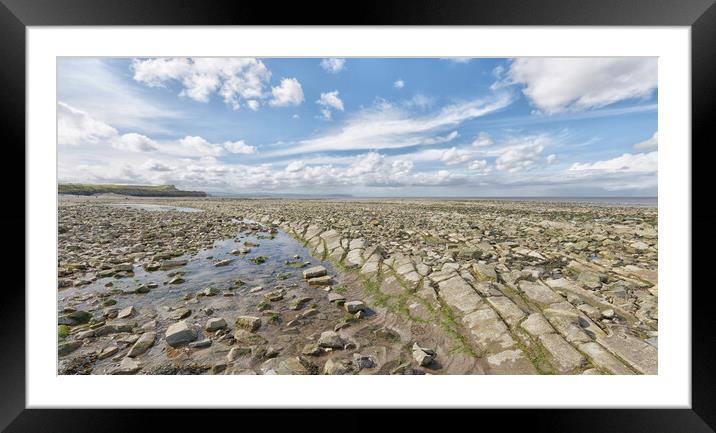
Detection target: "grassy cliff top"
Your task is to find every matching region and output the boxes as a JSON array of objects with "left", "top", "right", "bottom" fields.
[{"left": 58, "top": 183, "right": 207, "bottom": 197}]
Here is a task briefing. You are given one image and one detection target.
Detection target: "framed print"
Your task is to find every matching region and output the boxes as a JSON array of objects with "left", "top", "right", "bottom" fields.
[{"left": 3, "top": 0, "right": 715, "bottom": 431}]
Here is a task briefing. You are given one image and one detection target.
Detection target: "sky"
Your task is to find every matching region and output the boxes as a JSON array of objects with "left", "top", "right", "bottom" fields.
[{"left": 57, "top": 57, "right": 658, "bottom": 197}]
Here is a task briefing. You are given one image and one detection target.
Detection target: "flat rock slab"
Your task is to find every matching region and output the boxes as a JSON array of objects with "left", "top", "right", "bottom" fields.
[
  {"left": 597, "top": 332, "right": 657, "bottom": 375},
  {"left": 438, "top": 276, "right": 483, "bottom": 314},
  {"left": 578, "top": 342, "right": 635, "bottom": 375},
  {"left": 303, "top": 266, "right": 327, "bottom": 279},
  {"left": 127, "top": 331, "right": 156, "bottom": 357},
  {"left": 165, "top": 321, "right": 198, "bottom": 347},
  {"left": 235, "top": 316, "right": 261, "bottom": 332},
  {"left": 518, "top": 281, "right": 564, "bottom": 306},
  {"left": 538, "top": 333, "right": 586, "bottom": 373}
]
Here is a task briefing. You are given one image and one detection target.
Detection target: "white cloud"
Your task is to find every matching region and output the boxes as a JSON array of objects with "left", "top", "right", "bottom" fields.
[
  {"left": 468, "top": 159, "right": 488, "bottom": 171},
  {"left": 292, "top": 114, "right": 300, "bottom": 119},
  {"left": 269, "top": 78, "right": 305, "bottom": 107},
  {"left": 568, "top": 151, "right": 657, "bottom": 173},
  {"left": 505, "top": 58, "right": 657, "bottom": 114},
  {"left": 394, "top": 79, "right": 405, "bottom": 89},
  {"left": 440, "top": 147, "right": 473, "bottom": 166},
  {"left": 246, "top": 100, "right": 260, "bottom": 111},
  {"left": 422, "top": 130, "right": 459, "bottom": 145},
  {"left": 268, "top": 94, "right": 512, "bottom": 157},
  {"left": 546, "top": 154, "right": 558, "bottom": 164},
  {"left": 131, "top": 57, "right": 272, "bottom": 110},
  {"left": 163, "top": 136, "right": 226, "bottom": 157},
  {"left": 58, "top": 102, "right": 118, "bottom": 146},
  {"left": 58, "top": 59, "right": 185, "bottom": 135},
  {"left": 112, "top": 133, "right": 158, "bottom": 152},
  {"left": 142, "top": 160, "right": 173, "bottom": 172},
  {"left": 320, "top": 58, "right": 346, "bottom": 73},
  {"left": 495, "top": 137, "right": 548, "bottom": 172},
  {"left": 319, "top": 109, "right": 332, "bottom": 121},
  {"left": 403, "top": 94, "right": 433, "bottom": 110},
  {"left": 223, "top": 139, "right": 257, "bottom": 154},
  {"left": 634, "top": 131, "right": 658, "bottom": 150},
  {"left": 317, "top": 90, "right": 345, "bottom": 111},
  {"left": 471, "top": 132, "right": 493, "bottom": 147},
  {"left": 285, "top": 160, "right": 305, "bottom": 172}
]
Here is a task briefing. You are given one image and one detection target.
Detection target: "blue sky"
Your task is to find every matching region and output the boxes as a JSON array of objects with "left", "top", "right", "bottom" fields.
[{"left": 57, "top": 57, "right": 657, "bottom": 196}]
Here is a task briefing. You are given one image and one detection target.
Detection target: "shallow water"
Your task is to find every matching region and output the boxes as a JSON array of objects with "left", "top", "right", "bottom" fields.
[
  {"left": 57, "top": 215, "right": 349, "bottom": 374},
  {"left": 106, "top": 203, "right": 204, "bottom": 213}
]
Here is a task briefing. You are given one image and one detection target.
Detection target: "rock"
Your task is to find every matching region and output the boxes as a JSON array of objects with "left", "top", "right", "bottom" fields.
[
  {"left": 117, "top": 306, "right": 135, "bottom": 319},
  {"left": 302, "top": 266, "right": 327, "bottom": 279},
  {"left": 344, "top": 301, "right": 366, "bottom": 314},
  {"left": 168, "top": 276, "right": 185, "bottom": 285},
  {"left": 188, "top": 339, "right": 212, "bottom": 349},
  {"left": 58, "top": 340, "right": 82, "bottom": 356},
  {"left": 328, "top": 293, "right": 345, "bottom": 303},
  {"left": 249, "top": 286, "right": 263, "bottom": 293},
  {"left": 290, "top": 297, "right": 313, "bottom": 310},
  {"left": 308, "top": 275, "right": 332, "bottom": 286},
  {"left": 165, "top": 321, "right": 198, "bottom": 347},
  {"left": 111, "top": 357, "right": 141, "bottom": 375},
  {"left": 601, "top": 309, "right": 616, "bottom": 319},
  {"left": 98, "top": 345, "right": 119, "bottom": 360},
  {"left": 412, "top": 343, "right": 435, "bottom": 366},
  {"left": 352, "top": 353, "right": 376, "bottom": 370},
  {"left": 127, "top": 331, "right": 156, "bottom": 357},
  {"left": 203, "top": 287, "right": 220, "bottom": 296},
  {"left": 206, "top": 317, "right": 227, "bottom": 332},
  {"left": 67, "top": 310, "right": 92, "bottom": 324},
  {"left": 276, "top": 356, "right": 316, "bottom": 375},
  {"left": 235, "top": 316, "right": 261, "bottom": 332},
  {"left": 317, "top": 331, "right": 344, "bottom": 349},
  {"left": 323, "top": 358, "right": 353, "bottom": 375},
  {"left": 169, "top": 307, "right": 191, "bottom": 320},
  {"left": 577, "top": 271, "right": 605, "bottom": 290},
  {"left": 215, "top": 259, "right": 232, "bottom": 267},
  {"left": 302, "top": 343, "right": 323, "bottom": 356}
]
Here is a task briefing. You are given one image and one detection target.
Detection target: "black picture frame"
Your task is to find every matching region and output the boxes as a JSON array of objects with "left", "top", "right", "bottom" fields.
[{"left": 2, "top": 0, "right": 714, "bottom": 431}]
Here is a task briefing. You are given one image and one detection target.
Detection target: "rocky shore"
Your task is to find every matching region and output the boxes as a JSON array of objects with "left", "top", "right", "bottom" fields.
[{"left": 57, "top": 197, "right": 657, "bottom": 375}]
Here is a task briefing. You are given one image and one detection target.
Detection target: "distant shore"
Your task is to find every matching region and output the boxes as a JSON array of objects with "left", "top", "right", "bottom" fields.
[{"left": 58, "top": 183, "right": 207, "bottom": 198}]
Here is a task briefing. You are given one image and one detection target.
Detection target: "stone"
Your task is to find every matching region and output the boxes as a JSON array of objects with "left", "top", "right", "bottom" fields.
[
  {"left": 127, "top": 331, "right": 156, "bottom": 357},
  {"left": 520, "top": 313, "right": 555, "bottom": 336},
  {"left": 308, "top": 275, "right": 333, "bottom": 286},
  {"left": 249, "top": 286, "right": 263, "bottom": 293},
  {"left": 111, "top": 357, "right": 141, "bottom": 375},
  {"left": 538, "top": 333, "right": 586, "bottom": 372},
  {"left": 203, "top": 287, "right": 220, "bottom": 296},
  {"left": 168, "top": 275, "right": 185, "bottom": 285},
  {"left": 303, "top": 266, "right": 327, "bottom": 279},
  {"left": 317, "top": 331, "right": 344, "bottom": 349},
  {"left": 169, "top": 307, "right": 191, "bottom": 320},
  {"left": 518, "top": 281, "right": 564, "bottom": 306},
  {"left": 215, "top": 259, "right": 232, "bottom": 267},
  {"left": 323, "top": 358, "right": 353, "bottom": 375},
  {"left": 328, "top": 293, "right": 346, "bottom": 303},
  {"left": 412, "top": 343, "right": 435, "bottom": 367},
  {"left": 596, "top": 332, "right": 657, "bottom": 375},
  {"left": 235, "top": 316, "right": 261, "bottom": 332},
  {"left": 344, "top": 301, "right": 366, "bottom": 314},
  {"left": 98, "top": 345, "right": 119, "bottom": 360},
  {"left": 276, "top": 357, "right": 315, "bottom": 375},
  {"left": 302, "top": 343, "right": 323, "bottom": 356},
  {"left": 58, "top": 340, "right": 82, "bottom": 356},
  {"left": 189, "top": 339, "right": 212, "bottom": 349},
  {"left": 117, "top": 306, "right": 135, "bottom": 319},
  {"left": 352, "top": 353, "right": 376, "bottom": 370},
  {"left": 206, "top": 317, "right": 227, "bottom": 332},
  {"left": 165, "top": 320, "right": 198, "bottom": 347}
]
